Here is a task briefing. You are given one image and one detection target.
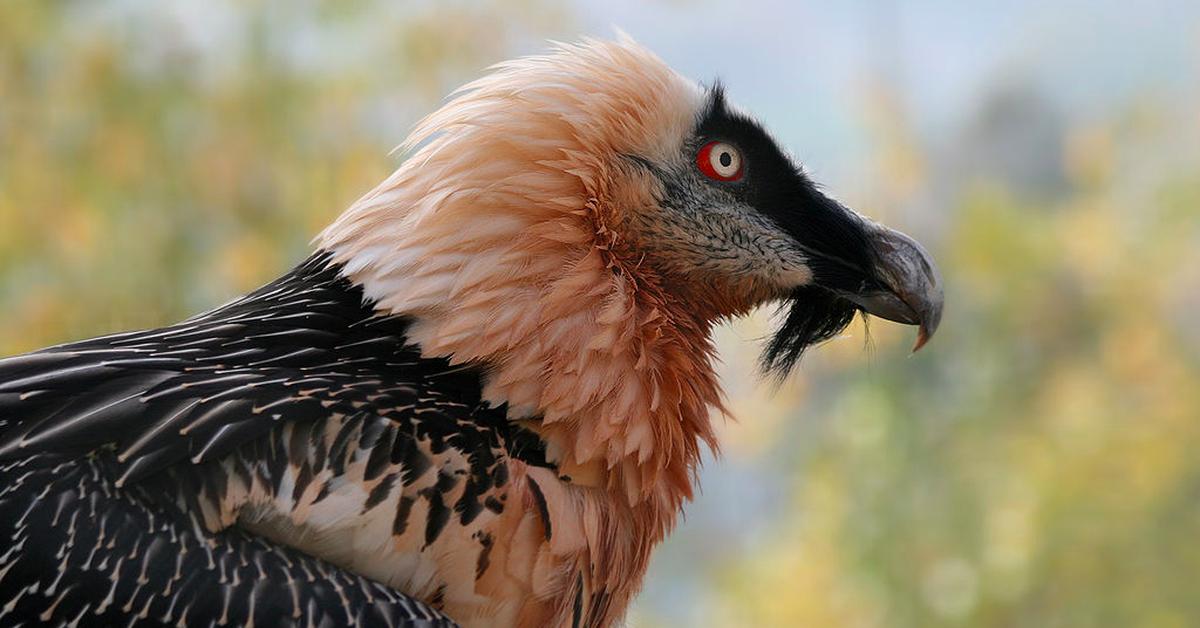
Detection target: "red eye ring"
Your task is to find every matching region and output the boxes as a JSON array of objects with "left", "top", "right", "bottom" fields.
[{"left": 697, "top": 141, "right": 744, "bottom": 181}]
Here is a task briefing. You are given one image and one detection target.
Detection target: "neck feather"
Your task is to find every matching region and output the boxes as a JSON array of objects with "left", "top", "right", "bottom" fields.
[
  {"left": 318, "top": 38, "right": 723, "bottom": 523},
  {"left": 319, "top": 172, "right": 724, "bottom": 517}
]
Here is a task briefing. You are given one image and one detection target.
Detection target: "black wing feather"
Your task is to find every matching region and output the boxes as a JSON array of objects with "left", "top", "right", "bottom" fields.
[
  {"left": 0, "top": 252, "right": 513, "bottom": 627},
  {"left": 0, "top": 454, "right": 454, "bottom": 627},
  {"left": 0, "top": 253, "right": 487, "bottom": 482}
]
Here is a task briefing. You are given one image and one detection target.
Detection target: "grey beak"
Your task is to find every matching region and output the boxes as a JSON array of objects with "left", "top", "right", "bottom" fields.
[{"left": 836, "top": 222, "right": 943, "bottom": 351}]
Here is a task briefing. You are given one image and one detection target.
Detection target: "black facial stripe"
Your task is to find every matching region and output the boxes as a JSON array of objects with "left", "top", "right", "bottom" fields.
[
  {"left": 694, "top": 85, "right": 883, "bottom": 377},
  {"left": 694, "top": 85, "right": 877, "bottom": 284}
]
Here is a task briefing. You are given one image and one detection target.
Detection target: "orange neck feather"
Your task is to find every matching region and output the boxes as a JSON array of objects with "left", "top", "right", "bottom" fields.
[{"left": 318, "top": 38, "right": 732, "bottom": 625}]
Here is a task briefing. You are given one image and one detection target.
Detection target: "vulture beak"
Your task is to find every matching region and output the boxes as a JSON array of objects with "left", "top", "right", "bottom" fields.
[{"left": 835, "top": 222, "right": 944, "bottom": 352}]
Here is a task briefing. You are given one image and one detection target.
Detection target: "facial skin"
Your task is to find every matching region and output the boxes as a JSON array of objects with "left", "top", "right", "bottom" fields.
[{"left": 624, "top": 86, "right": 943, "bottom": 375}]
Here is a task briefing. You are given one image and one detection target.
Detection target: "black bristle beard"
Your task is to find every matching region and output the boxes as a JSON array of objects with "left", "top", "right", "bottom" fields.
[{"left": 759, "top": 285, "right": 861, "bottom": 380}]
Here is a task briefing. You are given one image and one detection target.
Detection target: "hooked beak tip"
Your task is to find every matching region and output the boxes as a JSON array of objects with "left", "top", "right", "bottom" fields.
[
  {"left": 844, "top": 221, "right": 944, "bottom": 352},
  {"left": 912, "top": 321, "right": 934, "bottom": 353},
  {"left": 911, "top": 293, "right": 944, "bottom": 352}
]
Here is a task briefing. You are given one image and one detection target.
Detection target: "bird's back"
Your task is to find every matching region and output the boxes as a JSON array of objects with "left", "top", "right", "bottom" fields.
[{"left": 0, "top": 253, "right": 550, "bottom": 626}]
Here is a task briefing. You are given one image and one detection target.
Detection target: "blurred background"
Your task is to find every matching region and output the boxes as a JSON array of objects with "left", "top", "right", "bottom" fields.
[{"left": 2, "top": 1, "right": 1199, "bottom": 626}]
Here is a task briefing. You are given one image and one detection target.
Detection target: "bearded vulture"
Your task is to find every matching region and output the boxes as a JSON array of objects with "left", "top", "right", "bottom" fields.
[{"left": 0, "top": 37, "right": 942, "bottom": 628}]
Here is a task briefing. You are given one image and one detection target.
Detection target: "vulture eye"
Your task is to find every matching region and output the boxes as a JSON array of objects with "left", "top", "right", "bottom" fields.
[{"left": 697, "top": 141, "right": 743, "bottom": 182}]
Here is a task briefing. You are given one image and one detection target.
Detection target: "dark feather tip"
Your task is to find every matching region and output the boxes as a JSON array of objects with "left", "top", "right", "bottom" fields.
[{"left": 758, "top": 286, "right": 859, "bottom": 380}]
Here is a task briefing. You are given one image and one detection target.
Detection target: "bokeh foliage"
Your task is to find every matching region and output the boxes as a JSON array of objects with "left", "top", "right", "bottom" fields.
[
  {"left": 2, "top": 3, "right": 1199, "bottom": 627},
  {"left": 0, "top": 0, "right": 564, "bottom": 353}
]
